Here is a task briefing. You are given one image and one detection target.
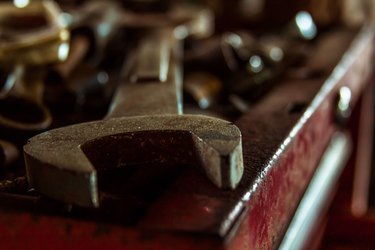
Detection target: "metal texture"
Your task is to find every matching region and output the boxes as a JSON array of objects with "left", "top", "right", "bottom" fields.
[
  {"left": 120, "top": 5, "right": 214, "bottom": 39},
  {"left": 231, "top": 27, "right": 373, "bottom": 249},
  {"left": 0, "top": 139, "right": 18, "bottom": 167},
  {"left": 0, "top": 65, "right": 52, "bottom": 132},
  {"left": 0, "top": 0, "right": 69, "bottom": 65},
  {"left": 24, "top": 29, "right": 243, "bottom": 208},
  {"left": 0, "top": 0, "right": 70, "bottom": 132},
  {"left": 279, "top": 131, "right": 351, "bottom": 250},
  {"left": 0, "top": 27, "right": 372, "bottom": 250},
  {"left": 69, "top": 1, "right": 122, "bottom": 62},
  {"left": 24, "top": 115, "right": 243, "bottom": 208},
  {"left": 184, "top": 72, "right": 222, "bottom": 109},
  {"left": 334, "top": 86, "right": 353, "bottom": 125},
  {"left": 48, "top": 35, "right": 90, "bottom": 82}
]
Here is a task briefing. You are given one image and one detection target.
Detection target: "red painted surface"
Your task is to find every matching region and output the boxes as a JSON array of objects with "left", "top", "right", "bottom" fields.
[
  {"left": 232, "top": 100, "right": 333, "bottom": 249},
  {"left": 0, "top": 211, "right": 218, "bottom": 250},
  {"left": 323, "top": 215, "right": 375, "bottom": 249},
  {"left": 320, "top": 54, "right": 375, "bottom": 249},
  {"left": 227, "top": 28, "right": 374, "bottom": 249}
]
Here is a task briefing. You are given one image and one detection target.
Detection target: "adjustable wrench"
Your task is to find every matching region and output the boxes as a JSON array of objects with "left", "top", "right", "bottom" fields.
[{"left": 24, "top": 29, "right": 243, "bottom": 208}]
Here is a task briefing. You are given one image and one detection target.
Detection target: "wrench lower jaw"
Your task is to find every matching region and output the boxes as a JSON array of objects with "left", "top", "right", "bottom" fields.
[
  {"left": 25, "top": 154, "right": 99, "bottom": 208},
  {"left": 24, "top": 114, "right": 244, "bottom": 208}
]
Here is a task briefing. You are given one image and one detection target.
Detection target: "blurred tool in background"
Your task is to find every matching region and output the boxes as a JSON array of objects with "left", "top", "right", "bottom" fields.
[{"left": 0, "top": 0, "right": 374, "bottom": 249}]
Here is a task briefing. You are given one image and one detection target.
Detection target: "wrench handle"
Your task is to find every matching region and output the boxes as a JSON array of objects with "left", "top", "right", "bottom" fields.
[{"left": 106, "top": 29, "right": 183, "bottom": 118}]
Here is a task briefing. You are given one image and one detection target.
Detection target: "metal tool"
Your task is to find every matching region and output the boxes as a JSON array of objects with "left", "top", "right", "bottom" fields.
[
  {"left": 0, "top": 139, "right": 19, "bottom": 168},
  {"left": 45, "top": 4, "right": 131, "bottom": 115},
  {"left": 287, "top": 11, "right": 318, "bottom": 40},
  {"left": 68, "top": 0, "right": 122, "bottom": 63},
  {"left": 184, "top": 72, "right": 222, "bottom": 109},
  {"left": 47, "top": 0, "right": 122, "bottom": 84},
  {"left": 0, "top": 176, "right": 27, "bottom": 193},
  {"left": 24, "top": 28, "right": 243, "bottom": 208},
  {"left": 44, "top": 34, "right": 111, "bottom": 113},
  {"left": 185, "top": 31, "right": 271, "bottom": 78},
  {"left": 0, "top": 0, "right": 69, "bottom": 132},
  {"left": 185, "top": 30, "right": 278, "bottom": 103},
  {"left": 121, "top": 4, "right": 214, "bottom": 39},
  {"left": 46, "top": 35, "right": 90, "bottom": 85}
]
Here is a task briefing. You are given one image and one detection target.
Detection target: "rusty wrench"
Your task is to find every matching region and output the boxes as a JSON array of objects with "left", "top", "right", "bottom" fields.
[{"left": 24, "top": 29, "right": 243, "bottom": 208}]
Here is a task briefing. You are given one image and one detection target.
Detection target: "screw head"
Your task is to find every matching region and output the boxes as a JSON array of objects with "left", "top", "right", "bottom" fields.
[{"left": 334, "top": 86, "right": 352, "bottom": 126}]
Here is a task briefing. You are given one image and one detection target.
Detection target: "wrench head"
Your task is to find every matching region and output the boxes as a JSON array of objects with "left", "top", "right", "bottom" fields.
[{"left": 24, "top": 115, "right": 243, "bottom": 207}]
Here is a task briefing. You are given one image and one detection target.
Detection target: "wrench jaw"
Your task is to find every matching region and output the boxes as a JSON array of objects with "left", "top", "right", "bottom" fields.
[
  {"left": 193, "top": 129, "right": 244, "bottom": 190},
  {"left": 223, "top": 142, "right": 244, "bottom": 189},
  {"left": 24, "top": 153, "right": 99, "bottom": 208},
  {"left": 24, "top": 115, "right": 244, "bottom": 208},
  {"left": 24, "top": 131, "right": 100, "bottom": 207}
]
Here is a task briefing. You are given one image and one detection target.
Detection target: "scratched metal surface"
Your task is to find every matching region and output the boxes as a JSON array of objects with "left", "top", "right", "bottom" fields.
[
  {"left": 0, "top": 28, "right": 372, "bottom": 249},
  {"left": 228, "top": 28, "right": 374, "bottom": 249}
]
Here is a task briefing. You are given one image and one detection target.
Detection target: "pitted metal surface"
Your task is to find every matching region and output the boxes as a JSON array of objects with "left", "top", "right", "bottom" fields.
[{"left": 24, "top": 114, "right": 243, "bottom": 207}]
